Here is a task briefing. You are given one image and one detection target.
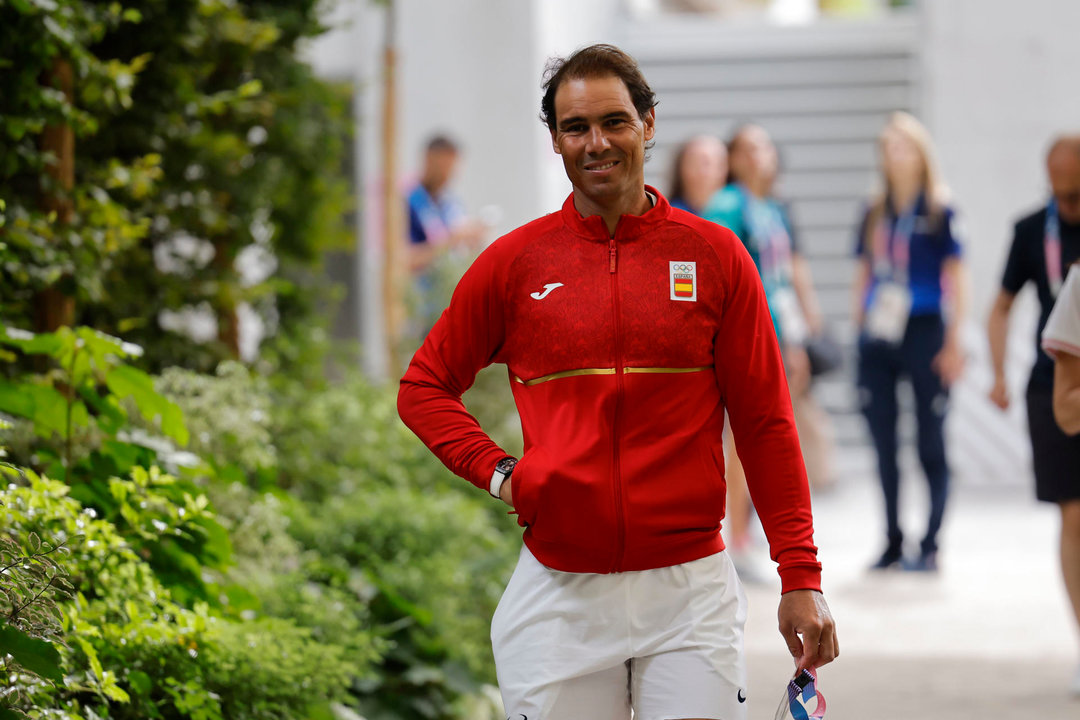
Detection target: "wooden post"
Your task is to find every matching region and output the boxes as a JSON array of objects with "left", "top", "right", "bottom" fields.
[
  {"left": 36, "top": 57, "right": 76, "bottom": 332},
  {"left": 381, "top": 0, "right": 405, "bottom": 376}
]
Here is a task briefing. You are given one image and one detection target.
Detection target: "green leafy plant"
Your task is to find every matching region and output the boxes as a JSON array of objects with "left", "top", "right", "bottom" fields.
[
  {"left": 0, "top": 325, "right": 187, "bottom": 482},
  {"left": 0, "top": 530, "right": 75, "bottom": 712}
]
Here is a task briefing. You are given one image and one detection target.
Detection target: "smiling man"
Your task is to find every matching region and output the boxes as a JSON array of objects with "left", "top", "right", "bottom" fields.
[{"left": 398, "top": 44, "right": 837, "bottom": 719}]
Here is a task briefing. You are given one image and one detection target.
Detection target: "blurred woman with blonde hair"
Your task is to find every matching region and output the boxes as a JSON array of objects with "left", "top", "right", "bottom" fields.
[{"left": 854, "top": 111, "right": 968, "bottom": 573}]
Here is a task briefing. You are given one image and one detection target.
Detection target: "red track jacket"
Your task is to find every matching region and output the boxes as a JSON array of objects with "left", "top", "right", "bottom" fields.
[{"left": 398, "top": 188, "right": 821, "bottom": 593}]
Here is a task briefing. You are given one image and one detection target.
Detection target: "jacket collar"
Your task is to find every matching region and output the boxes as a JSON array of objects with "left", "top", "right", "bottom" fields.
[{"left": 559, "top": 185, "right": 672, "bottom": 241}]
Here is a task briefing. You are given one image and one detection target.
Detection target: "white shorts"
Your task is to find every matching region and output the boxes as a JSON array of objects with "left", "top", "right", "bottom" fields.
[{"left": 491, "top": 546, "right": 748, "bottom": 720}]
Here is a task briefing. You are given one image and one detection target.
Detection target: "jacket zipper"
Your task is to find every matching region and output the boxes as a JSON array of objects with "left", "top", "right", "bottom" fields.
[{"left": 609, "top": 236, "right": 625, "bottom": 572}]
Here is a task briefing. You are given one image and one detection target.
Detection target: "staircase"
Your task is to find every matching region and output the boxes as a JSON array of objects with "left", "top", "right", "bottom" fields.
[{"left": 623, "top": 12, "right": 1033, "bottom": 488}]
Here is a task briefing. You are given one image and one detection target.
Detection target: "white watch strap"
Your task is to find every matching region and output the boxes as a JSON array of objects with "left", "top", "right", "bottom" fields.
[{"left": 489, "top": 467, "right": 508, "bottom": 498}]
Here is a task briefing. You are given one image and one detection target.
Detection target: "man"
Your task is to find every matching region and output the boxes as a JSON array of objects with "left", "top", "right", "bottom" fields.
[
  {"left": 398, "top": 44, "right": 837, "bottom": 719},
  {"left": 406, "top": 135, "right": 484, "bottom": 334},
  {"left": 988, "top": 135, "right": 1080, "bottom": 695}
]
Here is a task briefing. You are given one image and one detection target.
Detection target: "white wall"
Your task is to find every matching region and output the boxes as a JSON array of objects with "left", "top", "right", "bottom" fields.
[
  {"left": 920, "top": 0, "right": 1080, "bottom": 476},
  {"left": 923, "top": 0, "right": 1080, "bottom": 318}
]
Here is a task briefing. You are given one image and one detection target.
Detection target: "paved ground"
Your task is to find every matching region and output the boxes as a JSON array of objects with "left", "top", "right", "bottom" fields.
[{"left": 739, "top": 473, "right": 1080, "bottom": 719}]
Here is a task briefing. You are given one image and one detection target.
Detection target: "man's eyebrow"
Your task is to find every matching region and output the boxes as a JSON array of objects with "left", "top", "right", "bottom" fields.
[
  {"left": 557, "top": 115, "right": 586, "bottom": 129},
  {"left": 557, "top": 110, "right": 634, "bottom": 130}
]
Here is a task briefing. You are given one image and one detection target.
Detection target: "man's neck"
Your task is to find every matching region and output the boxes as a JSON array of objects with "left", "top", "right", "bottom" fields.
[{"left": 573, "top": 187, "right": 652, "bottom": 236}]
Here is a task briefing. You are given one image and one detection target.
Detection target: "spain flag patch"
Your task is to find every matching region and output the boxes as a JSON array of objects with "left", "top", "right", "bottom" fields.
[{"left": 669, "top": 261, "right": 697, "bottom": 302}]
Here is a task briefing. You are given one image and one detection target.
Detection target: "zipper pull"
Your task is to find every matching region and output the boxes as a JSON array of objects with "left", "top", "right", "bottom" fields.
[{"left": 609, "top": 239, "right": 617, "bottom": 273}]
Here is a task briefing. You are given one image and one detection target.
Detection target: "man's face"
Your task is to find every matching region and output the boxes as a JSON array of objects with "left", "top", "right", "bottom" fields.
[
  {"left": 550, "top": 75, "right": 655, "bottom": 209},
  {"left": 424, "top": 148, "right": 458, "bottom": 193},
  {"left": 1049, "top": 149, "right": 1080, "bottom": 224}
]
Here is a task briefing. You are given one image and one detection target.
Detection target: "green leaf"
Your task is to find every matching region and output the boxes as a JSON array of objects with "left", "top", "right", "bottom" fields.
[
  {"left": 0, "top": 327, "right": 65, "bottom": 357},
  {"left": 128, "top": 669, "right": 152, "bottom": 694},
  {"left": 161, "top": 401, "right": 189, "bottom": 445},
  {"left": 100, "top": 670, "right": 131, "bottom": 702},
  {"left": 0, "top": 381, "right": 68, "bottom": 435},
  {"left": 76, "top": 636, "right": 103, "bottom": 682},
  {"left": 0, "top": 622, "right": 65, "bottom": 683}
]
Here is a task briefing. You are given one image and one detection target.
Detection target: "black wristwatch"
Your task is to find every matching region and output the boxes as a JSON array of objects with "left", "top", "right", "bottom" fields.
[{"left": 489, "top": 456, "right": 518, "bottom": 498}]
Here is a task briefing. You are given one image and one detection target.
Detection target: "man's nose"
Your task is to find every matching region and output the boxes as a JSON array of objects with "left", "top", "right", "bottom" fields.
[{"left": 585, "top": 125, "right": 611, "bottom": 153}]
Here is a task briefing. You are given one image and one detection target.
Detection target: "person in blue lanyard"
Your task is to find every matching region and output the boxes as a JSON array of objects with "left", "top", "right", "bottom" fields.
[
  {"left": 705, "top": 125, "right": 834, "bottom": 482},
  {"left": 988, "top": 135, "right": 1080, "bottom": 695},
  {"left": 405, "top": 135, "right": 485, "bottom": 336},
  {"left": 853, "top": 112, "right": 967, "bottom": 573},
  {"left": 704, "top": 125, "right": 837, "bottom": 581}
]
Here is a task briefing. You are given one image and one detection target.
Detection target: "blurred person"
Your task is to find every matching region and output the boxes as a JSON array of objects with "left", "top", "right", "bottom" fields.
[
  {"left": 668, "top": 134, "right": 727, "bottom": 215},
  {"left": 704, "top": 124, "right": 837, "bottom": 540},
  {"left": 991, "top": 135, "right": 1080, "bottom": 695},
  {"left": 406, "top": 134, "right": 486, "bottom": 334},
  {"left": 398, "top": 44, "right": 836, "bottom": 719},
  {"left": 854, "top": 112, "right": 967, "bottom": 573},
  {"left": 667, "top": 134, "right": 765, "bottom": 581}
]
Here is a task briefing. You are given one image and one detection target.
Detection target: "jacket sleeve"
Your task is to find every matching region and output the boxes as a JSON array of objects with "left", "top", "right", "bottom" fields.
[
  {"left": 397, "top": 242, "right": 512, "bottom": 492},
  {"left": 712, "top": 233, "right": 822, "bottom": 594}
]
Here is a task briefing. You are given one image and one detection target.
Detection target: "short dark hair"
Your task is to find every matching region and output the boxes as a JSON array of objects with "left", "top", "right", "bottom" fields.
[
  {"left": 539, "top": 44, "right": 658, "bottom": 135},
  {"left": 426, "top": 134, "right": 459, "bottom": 154}
]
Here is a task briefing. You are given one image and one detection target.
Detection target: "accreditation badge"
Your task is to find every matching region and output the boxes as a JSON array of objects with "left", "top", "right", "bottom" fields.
[
  {"left": 771, "top": 286, "right": 809, "bottom": 346},
  {"left": 865, "top": 281, "right": 912, "bottom": 344}
]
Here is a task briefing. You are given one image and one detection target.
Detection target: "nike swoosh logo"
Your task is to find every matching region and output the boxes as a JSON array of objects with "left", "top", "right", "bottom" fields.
[
  {"left": 738, "top": 689, "right": 746, "bottom": 703},
  {"left": 530, "top": 282, "right": 564, "bottom": 300}
]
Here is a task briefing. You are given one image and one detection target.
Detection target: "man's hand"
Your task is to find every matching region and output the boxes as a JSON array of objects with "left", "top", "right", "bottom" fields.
[
  {"left": 499, "top": 475, "right": 514, "bottom": 507},
  {"left": 778, "top": 590, "right": 838, "bottom": 672}
]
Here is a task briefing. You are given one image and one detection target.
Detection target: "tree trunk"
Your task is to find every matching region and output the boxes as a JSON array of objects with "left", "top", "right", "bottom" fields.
[
  {"left": 35, "top": 56, "right": 76, "bottom": 332},
  {"left": 381, "top": 0, "right": 405, "bottom": 376},
  {"left": 214, "top": 238, "right": 241, "bottom": 358}
]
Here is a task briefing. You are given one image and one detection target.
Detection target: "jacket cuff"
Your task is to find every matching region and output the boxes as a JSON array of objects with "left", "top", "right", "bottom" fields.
[
  {"left": 778, "top": 563, "right": 823, "bottom": 594},
  {"left": 470, "top": 446, "right": 513, "bottom": 493}
]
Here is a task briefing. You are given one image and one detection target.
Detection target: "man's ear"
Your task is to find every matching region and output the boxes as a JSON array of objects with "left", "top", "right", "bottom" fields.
[
  {"left": 551, "top": 129, "right": 561, "bottom": 155},
  {"left": 643, "top": 108, "right": 656, "bottom": 143}
]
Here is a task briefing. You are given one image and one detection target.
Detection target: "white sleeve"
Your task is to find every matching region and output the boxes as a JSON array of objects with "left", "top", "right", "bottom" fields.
[{"left": 1043, "top": 265, "right": 1080, "bottom": 359}]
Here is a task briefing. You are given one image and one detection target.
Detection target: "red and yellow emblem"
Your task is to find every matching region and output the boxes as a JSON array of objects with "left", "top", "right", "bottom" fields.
[{"left": 669, "top": 261, "right": 697, "bottom": 302}]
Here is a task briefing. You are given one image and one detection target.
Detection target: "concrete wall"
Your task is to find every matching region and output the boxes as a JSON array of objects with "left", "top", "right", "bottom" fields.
[{"left": 924, "top": 0, "right": 1080, "bottom": 318}]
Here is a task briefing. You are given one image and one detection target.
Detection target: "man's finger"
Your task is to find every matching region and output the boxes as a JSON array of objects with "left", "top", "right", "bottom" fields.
[
  {"left": 796, "top": 625, "right": 823, "bottom": 672},
  {"left": 815, "top": 627, "right": 839, "bottom": 668},
  {"left": 782, "top": 627, "right": 803, "bottom": 664}
]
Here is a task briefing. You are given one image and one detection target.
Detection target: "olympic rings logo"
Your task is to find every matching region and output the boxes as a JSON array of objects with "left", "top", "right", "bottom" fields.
[{"left": 672, "top": 263, "right": 694, "bottom": 273}]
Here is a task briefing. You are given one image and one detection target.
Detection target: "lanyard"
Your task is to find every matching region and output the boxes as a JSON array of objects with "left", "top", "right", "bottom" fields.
[
  {"left": 872, "top": 204, "right": 917, "bottom": 284},
  {"left": 774, "top": 669, "right": 826, "bottom": 720},
  {"left": 740, "top": 185, "right": 793, "bottom": 286},
  {"left": 1046, "top": 199, "right": 1063, "bottom": 297}
]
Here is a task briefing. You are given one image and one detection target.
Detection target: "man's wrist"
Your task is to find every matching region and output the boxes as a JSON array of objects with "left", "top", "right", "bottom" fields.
[{"left": 489, "top": 456, "right": 517, "bottom": 498}]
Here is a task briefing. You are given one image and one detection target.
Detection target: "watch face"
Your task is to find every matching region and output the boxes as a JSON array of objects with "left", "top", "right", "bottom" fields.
[{"left": 496, "top": 457, "right": 517, "bottom": 475}]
